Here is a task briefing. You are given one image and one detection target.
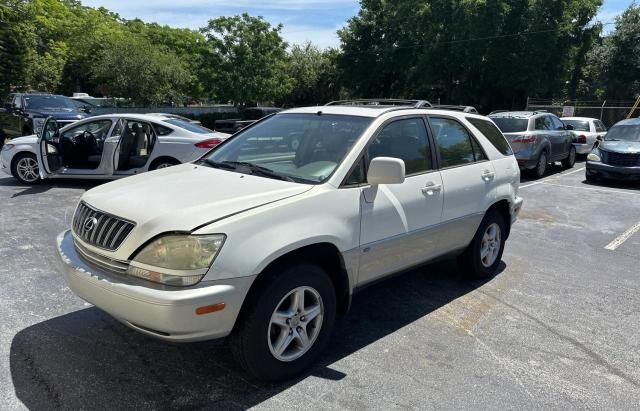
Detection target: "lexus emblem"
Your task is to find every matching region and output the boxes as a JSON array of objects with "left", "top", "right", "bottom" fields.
[{"left": 83, "top": 216, "right": 98, "bottom": 232}]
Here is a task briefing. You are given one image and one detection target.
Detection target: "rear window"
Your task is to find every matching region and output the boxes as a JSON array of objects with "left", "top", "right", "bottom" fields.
[
  {"left": 562, "top": 119, "right": 589, "bottom": 131},
  {"left": 490, "top": 117, "right": 529, "bottom": 133},
  {"left": 467, "top": 118, "right": 513, "bottom": 156}
]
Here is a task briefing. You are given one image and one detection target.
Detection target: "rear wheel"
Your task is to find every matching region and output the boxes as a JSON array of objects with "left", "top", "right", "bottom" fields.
[
  {"left": 230, "top": 263, "right": 336, "bottom": 381},
  {"left": 562, "top": 146, "right": 576, "bottom": 169},
  {"left": 11, "top": 153, "right": 40, "bottom": 184},
  {"left": 149, "top": 157, "right": 179, "bottom": 170},
  {"left": 533, "top": 150, "right": 548, "bottom": 179},
  {"left": 458, "top": 210, "right": 506, "bottom": 279}
]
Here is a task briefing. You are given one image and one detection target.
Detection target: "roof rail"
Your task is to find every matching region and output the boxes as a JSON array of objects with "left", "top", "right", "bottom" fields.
[
  {"left": 430, "top": 104, "right": 479, "bottom": 114},
  {"left": 326, "top": 99, "right": 433, "bottom": 108}
]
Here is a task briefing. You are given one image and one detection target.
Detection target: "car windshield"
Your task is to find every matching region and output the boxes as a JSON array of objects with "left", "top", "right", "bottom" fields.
[
  {"left": 24, "top": 95, "right": 77, "bottom": 110},
  {"left": 164, "top": 118, "right": 213, "bottom": 134},
  {"left": 604, "top": 125, "right": 640, "bottom": 142},
  {"left": 201, "top": 113, "right": 372, "bottom": 184},
  {"left": 562, "top": 119, "right": 590, "bottom": 131},
  {"left": 490, "top": 117, "right": 529, "bottom": 133}
]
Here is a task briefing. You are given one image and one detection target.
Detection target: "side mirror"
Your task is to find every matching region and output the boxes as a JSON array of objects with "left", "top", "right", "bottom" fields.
[
  {"left": 367, "top": 157, "right": 405, "bottom": 185},
  {"left": 81, "top": 105, "right": 91, "bottom": 114},
  {"left": 565, "top": 124, "right": 574, "bottom": 131}
]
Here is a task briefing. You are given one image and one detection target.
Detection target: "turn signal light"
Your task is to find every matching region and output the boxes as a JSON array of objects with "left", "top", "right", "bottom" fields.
[
  {"left": 195, "top": 138, "right": 223, "bottom": 148},
  {"left": 195, "top": 303, "right": 226, "bottom": 315}
]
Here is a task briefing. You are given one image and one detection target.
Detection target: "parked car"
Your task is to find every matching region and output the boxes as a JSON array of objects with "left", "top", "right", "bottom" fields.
[
  {"left": 489, "top": 111, "right": 576, "bottom": 178},
  {"left": 55, "top": 103, "right": 523, "bottom": 381},
  {"left": 214, "top": 107, "right": 282, "bottom": 133},
  {"left": 0, "top": 92, "right": 90, "bottom": 143},
  {"left": 1, "top": 114, "right": 230, "bottom": 184},
  {"left": 561, "top": 116, "right": 607, "bottom": 155},
  {"left": 586, "top": 118, "right": 640, "bottom": 182}
]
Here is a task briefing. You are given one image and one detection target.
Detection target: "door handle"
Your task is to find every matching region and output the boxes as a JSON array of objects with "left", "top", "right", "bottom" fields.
[
  {"left": 482, "top": 170, "right": 495, "bottom": 181},
  {"left": 422, "top": 182, "right": 442, "bottom": 195}
]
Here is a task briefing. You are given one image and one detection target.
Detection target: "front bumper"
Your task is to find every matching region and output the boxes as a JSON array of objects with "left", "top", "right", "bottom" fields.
[
  {"left": 56, "top": 230, "right": 255, "bottom": 342},
  {"left": 586, "top": 162, "right": 640, "bottom": 181},
  {"left": 511, "top": 196, "right": 524, "bottom": 224},
  {"left": 1, "top": 150, "right": 11, "bottom": 175}
]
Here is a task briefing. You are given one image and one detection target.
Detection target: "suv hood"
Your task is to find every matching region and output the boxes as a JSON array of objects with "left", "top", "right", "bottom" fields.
[
  {"left": 29, "top": 109, "right": 88, "bottom": 120},
  {"left": 81, "top": 164, "right": 313, "bottom": 236},
  {"left": 599, "top": 140, "right": 640, "bottom": 153}
]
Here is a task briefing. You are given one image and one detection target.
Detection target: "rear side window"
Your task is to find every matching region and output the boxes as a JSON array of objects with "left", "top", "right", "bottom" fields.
[
  {"left": 595, "top": 121, "right": 607, "bottom": 132},
  {"left": 467, "top": 118, "right": 513, "bottom": 156},
  {"left": 535, "top": 116, "right": 550, "bottom": 130},
  {"left": 154, "top": 123, "right": 174, "bottom": 136},
  {"left": 431, "top": 117, "right": 486, "bottom": 168}
]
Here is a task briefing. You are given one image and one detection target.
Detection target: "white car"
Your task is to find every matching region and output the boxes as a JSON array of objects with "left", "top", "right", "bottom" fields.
[
  {"left": 55, "top": 103, "right": 523, "bottom": 381},
  {"left": 1, "top": 114, "right": 229, "bottom": 184},
  {"left": 561, "top": 116, "right": 608, "bottom": 154}
]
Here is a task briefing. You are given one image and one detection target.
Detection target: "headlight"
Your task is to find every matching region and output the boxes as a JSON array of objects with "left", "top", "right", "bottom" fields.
[
  {"left": 127, "top": 234, "right": 225, "bottom": 286},
  {"left": 1, "top": 143, "right": 14, "bottom": 151},
  {"left": 587, "top": 152, "right": 601, "bottom": 162},
  {"left": 32, "top": 117, "right": 45, "bottom": 134}
]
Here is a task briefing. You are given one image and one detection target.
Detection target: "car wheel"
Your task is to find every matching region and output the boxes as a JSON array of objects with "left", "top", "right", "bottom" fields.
[
  {"left": 150, "top": 158, "right": 179, "bottom": 170},
  {"left": 230, "top": 263, "right": 336, "bottom": 381},
  {"left": 458, "top": 210, "right": 506, "bottom": 279},
  {"left": 562, "top": 146, "right": 576, "bottom": 169},
  {"left": 533, "top": 150, "right": 548, "bottom": 179},
  {"left": 11, "top": 153, "right": 40, "bottom": 184}
]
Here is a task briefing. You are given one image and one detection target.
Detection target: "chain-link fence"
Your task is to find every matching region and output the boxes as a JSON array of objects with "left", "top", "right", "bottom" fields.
[{"left": 526, "top": 98, "right": 640, "bottom": 127}]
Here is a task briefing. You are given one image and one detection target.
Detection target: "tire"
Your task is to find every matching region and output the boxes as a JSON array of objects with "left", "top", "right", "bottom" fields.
[
  {"left": 230, "top": 263, "right": 337, "bottom": 381},
  {"left": 532, "top": 150, "right": 548, "bottom": 179},
  {"left": 458, "top": 210, "right": 506, "bottom": 279},
  {"left": 11, "top": 153, "right": 41, "bottom": 184},
  {"left": 562, "top": 146, "right": 576, "bottom": 169},
  {"left": 149, "top": 158, "right": 179, "bottom": 170}
]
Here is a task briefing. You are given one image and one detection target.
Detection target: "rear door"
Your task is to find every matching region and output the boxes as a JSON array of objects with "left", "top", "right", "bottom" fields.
[
  {"left": 113, "top": 119, "right": 156, "bottom": 174},
  {"left": 36, "top": 117, "right": 61, "bottom": 178},
  {"left": 429, "top": 116, "right": 497, "bottom": 253},
  {"left": 549, "top": 115, "right": 571, "bottom": 159}
]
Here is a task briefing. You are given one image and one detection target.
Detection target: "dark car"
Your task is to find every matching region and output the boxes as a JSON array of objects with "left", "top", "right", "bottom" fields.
[
  {"left": 586, "top": 118, "right": 640, "bottom": 182},
  {"left": 0, "top": 93, "right": 90, "bottom": 146},
  {"left": 214, "top": 107, "right": 282, "bottom": 134}
]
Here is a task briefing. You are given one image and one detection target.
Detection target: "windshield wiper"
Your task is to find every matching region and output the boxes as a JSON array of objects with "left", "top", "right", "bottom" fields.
[
  {"left": 200, "top": 159, "right": 236, "bottom": 170},
  {"left": 220, "top": 161, "right": 296, "bottom": 182}
]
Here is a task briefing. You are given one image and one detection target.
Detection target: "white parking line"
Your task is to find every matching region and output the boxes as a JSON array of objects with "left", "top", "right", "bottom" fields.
[
  {"left": 520, "top": 167, "right": 586, "bottom": 189},
  {"left": 605, "top": 221, "right": 640, "bottom": 251},
  {"left": 540, "top": 182, "right": 640, "bottom": 196}
]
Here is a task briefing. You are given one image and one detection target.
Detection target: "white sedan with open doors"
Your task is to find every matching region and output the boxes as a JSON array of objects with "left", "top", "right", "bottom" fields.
[{"left": 0, "top": 114, "right": 230, "bottom": 184}]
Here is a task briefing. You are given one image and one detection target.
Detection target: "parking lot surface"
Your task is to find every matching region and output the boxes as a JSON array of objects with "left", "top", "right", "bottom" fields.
[{"left": 1, "top": 160, "right": 639, "bottom": 410}]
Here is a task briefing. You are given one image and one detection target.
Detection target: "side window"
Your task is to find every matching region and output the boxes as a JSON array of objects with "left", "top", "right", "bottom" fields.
[
  {"left": 154, "top": 123, "right": 173, "bottom": 136},
  {"left": 534, "top": 116, "right": 548, "bottom": 130},
  {"left": 111, "top": 119, "right": 124, "bottom": 137},
  {"left": 13, "top": 95, "right": 22, "bottom": 109},
  {"left": 466, "top": 117, "right": 513, "bottom": 156},
  {"left": 61, "top": 120, "right": 113, "bottom": 141},
  {"left": 595, "top": 121, "right": 606, "bottom": 132},
  {"left": 550, "top": 116, "right": 565, "bottom": 130},
  {"left": 344, "top": 157, "right": 366, "bottom": 186},
  {"left": 368, "top": 118, "right": 432, "bottom": 175},
  {"left": 431, "top": 117, "right": 485, "bottom": 168}
]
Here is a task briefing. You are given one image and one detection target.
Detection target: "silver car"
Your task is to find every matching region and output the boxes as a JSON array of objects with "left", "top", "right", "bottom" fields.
[{"left": 489, "top": 111, "right": 576, "bottom": 178}]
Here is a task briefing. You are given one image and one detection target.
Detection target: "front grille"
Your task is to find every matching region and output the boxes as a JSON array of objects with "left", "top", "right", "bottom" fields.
[
  {"left": 72, "top": 201, "right": 135, "bottom": 251},
  {"left": 74, "top": 240, "right": 129, "bottom": 275},
  {"left": 602, "top": 151, "right": 640, "bottom": 167}
]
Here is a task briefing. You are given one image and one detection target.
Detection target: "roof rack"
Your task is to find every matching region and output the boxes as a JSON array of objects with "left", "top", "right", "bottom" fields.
[
  {"left": 430, "top": 104, "right": 478, "bottom": 114},
  {"left": 325, "top": 99, "right": 433, "bottom": 108}
]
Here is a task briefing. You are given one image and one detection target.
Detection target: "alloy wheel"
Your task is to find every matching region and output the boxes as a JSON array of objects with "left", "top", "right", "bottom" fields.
[
  {"left": 268, "top": 286, "right": 324, "bottom": 362},
  {"left": 16, "top": 157, "right": 39, "bottom": 183},
  {"left": 480, "top": 223, "right": 501, "bottom": 268}
]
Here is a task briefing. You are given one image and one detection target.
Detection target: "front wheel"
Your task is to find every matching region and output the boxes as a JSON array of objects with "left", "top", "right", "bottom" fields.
[
  {"left": 562, "top": 146, "right": 576, "bottom": 169},
  {"left": 230, "top": 264, "right": 336, "bottom": 381},
  {"left": 458, "top": 210, "right": 506, "bottom": 279},
  {"left": 12, "top": 153, "right": 41, "bottom": 184}
]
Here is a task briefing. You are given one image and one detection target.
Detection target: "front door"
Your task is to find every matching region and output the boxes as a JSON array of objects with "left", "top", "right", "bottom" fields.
[
  {"left": 358, "top": 117, "right": 444, "bottom": 285},
  {"left": 56, "top": 118, "right": 115, "bottom": 175}
]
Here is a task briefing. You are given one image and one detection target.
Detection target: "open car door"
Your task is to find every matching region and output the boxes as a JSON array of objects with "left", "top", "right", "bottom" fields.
[{"left": 36, "top": 117, "right": 62, "bottom": 179}]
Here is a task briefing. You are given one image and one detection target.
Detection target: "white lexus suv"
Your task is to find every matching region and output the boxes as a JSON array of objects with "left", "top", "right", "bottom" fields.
[{"left": 56, "top": 101, "right": 523, "bottom": 381}]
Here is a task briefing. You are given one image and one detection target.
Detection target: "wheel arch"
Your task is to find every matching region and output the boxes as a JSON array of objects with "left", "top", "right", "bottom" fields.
[
  {"left": 148, "top": 156, "right": 180, "bottom": 170},
  {"left": 487, "top": 199, "right": 512, "bottom": 239},
  {"left": 234, "top": 242, "right": 351, "bottom": 332}
]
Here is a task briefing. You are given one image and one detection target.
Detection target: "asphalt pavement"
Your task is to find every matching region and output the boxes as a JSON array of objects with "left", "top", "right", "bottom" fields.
[{"left": 1, "top": 160, "right": 639, "bottom": 410}]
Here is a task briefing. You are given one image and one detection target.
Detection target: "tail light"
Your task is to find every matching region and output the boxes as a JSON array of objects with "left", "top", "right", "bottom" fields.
[
  {"left": 195, "top": 138, "right": 223, "bottom": 149},
  {"left": 511, "top": 135, "right": 537, "bottom": 144},
  {"left": 576, "top": 135, "right": 587, "bottom": 144}
]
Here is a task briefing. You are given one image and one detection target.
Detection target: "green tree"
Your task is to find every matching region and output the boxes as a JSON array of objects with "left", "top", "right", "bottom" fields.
[
  {"left": 0, "top": 1, "right": 36, "bottom": 96},
  {"left": 201, "top": 13, "right": 293, "bottom": 105},
  {"left": 287, "top": 43, "right": 341, "bottom": 106},
  {"left": 91, "top": 35, "right": 192, "bottom": 105}
]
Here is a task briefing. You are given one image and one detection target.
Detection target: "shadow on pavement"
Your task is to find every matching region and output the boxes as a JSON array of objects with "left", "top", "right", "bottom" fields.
[
  {"left": 10, "top": 259, "right": 501, "bottom": 410},
  {"left": 519, "top": 158, "right": 586, "bottom": 184},
  {"left": 0, "top": 178, "right": 104, "bottom": 198}
]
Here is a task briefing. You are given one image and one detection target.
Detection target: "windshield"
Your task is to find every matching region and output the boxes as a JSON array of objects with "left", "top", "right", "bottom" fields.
[
  {"left": 201, "top": 113, "right": 372, "bottom": 184},
  {"left": 490, "top": 117, "right": 529, "bottom": 133},
  {"left": 605, "top": 125, "right": 640, "bottom": 142},
  {"left": 562, "top": 119, "right": 590, "bottom": 132},
  {"left": 164, "top": 118, "right": 213, "bottom": 134},
  {"left": 24, "top": 95, "right": 77, "bottom": 110}
]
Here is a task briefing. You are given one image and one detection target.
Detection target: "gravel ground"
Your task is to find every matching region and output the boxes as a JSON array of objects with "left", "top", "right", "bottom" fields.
[{"left": 1, "top": 159, "right": 639, "bottom": 410}]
